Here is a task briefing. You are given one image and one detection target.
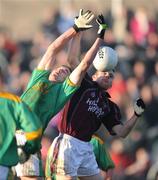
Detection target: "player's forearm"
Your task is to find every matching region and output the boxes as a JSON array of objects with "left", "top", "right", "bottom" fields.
[
  {"left": 116, "top": 114, "right": 139, "bottom": 138},
  {"left": 37, "top": 27, "right": 77, "bottom": 70},
  {"left": 48, "top": 27, "right": 77, "bottom": 54},
  {"left": 67, "top": 32, "right": 82, "bottom": 70},
  {"left": 114, "top": 99, "right": 145, "bottom": 138},
  {"left": 69, "top": 38, "right": 103, "bottom": 85},
  {"left": 82, "top": 38, "right": 103, "bottom": 70}
]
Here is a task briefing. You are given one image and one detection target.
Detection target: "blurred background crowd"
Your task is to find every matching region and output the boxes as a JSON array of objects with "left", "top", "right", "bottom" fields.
[{"left": 0, "top": 0, "right": 158, "bottom": 179}]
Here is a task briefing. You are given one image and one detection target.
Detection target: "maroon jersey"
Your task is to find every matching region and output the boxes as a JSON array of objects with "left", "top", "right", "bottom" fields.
[{"left": 59, "top": 74, "right": 122, "bottom": 142}]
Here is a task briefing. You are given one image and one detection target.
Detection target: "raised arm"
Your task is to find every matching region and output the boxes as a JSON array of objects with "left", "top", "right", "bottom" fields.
[
  {"left": 69, "top": 14, "right": 108, "bottom": 85},
  {"left": 67, "top": 32, "right": 82, "bottom": 70},
  {"left": 112, "top": 98, "right": 146, "bottom": 138},
  {"left": 37, "top": 28, "right": 77, "bottom": 70},
  {"left": 37, "top": 9, "right": 94, "bottom": 71}
]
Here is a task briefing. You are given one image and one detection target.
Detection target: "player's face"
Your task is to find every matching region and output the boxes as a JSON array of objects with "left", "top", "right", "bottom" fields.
[
  {"left": 49, "top": 66, "right": 71, "bottom": 83},
  {"left": 92, "top": 70, "right": 115, "bottom": 90}
]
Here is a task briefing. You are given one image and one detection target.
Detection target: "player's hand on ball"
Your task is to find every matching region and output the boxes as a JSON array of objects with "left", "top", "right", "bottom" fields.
[
  {"left": 73, "top": 9, "right": 94, "bottom": 32},
  {"left": 134, "top": 98, "right": 146, "bottom": 117},
  {"left": 96, "top": 14, "right": 108, "bottom": 39},
  {"left": 15, "top": 130, "right": 27, "bottom": 146}
]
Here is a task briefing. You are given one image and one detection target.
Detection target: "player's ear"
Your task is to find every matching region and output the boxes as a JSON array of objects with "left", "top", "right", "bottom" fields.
[{"left": 92, "top": 72, "right": 97, "bottom": 81}]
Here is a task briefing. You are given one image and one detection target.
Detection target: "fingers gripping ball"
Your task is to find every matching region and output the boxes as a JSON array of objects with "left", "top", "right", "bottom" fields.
[
  {"left": 134, "top": 98, "right": 146, "bottom": 117},
  {"left": 93, "top": 46, "right": 118, "bottom": 71}
]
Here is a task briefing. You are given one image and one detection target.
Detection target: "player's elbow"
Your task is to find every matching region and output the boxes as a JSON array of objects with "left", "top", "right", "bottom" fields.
[
  {"left": 118, "top": 132, "right": 128, "bottom": 138},
  {"left": 47, "top": 44, "right": 58, "bottom": 55},
  {"left": 113, "top": 125, "right": 129, "bottom": 138},
  {"left": 80, "top": 60, "right": 92, "bottom": 71},
  {"left": 117, "top": 129, "right": 130, "bottom": 138}
]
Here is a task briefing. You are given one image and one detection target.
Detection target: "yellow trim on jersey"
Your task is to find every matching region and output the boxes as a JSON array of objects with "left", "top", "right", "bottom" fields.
[
  {"left": 25, "top": 128, "right": 42, "bottom": 140},
  {"left": 0, "top": 92, "right": 21, "bottom": 103},
  {"left": 35, "top": 68, "right": 51, "bottom": 72},
  {"left": 67, "top": 78, "right": 77, "bottom": 87},
  {"left": 92, "top": 135, "right": 104, "bottom": 145}
]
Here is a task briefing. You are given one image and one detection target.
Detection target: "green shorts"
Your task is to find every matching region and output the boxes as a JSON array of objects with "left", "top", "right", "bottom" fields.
[{"left": 90, "top": 135, "right": 115, "bottom": 171}]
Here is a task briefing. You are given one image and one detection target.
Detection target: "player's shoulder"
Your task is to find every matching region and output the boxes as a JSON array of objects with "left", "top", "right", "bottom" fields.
[
  {"left": 0, "top": 92, "right": 21, "bottom": 103},
  {"left": 107, "top": 98, "right": 121, "bottom": 114}
]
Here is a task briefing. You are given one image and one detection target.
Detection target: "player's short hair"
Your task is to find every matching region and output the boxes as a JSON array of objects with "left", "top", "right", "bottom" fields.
[{"left": 61, "top": 65, "right": 72, "bottom": 73}]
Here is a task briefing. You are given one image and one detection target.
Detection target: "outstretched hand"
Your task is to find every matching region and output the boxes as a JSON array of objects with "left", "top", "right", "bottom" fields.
[
  {"left": 96, "top": 14, "right": 108, "bottom": 39},
  {"left": 134, "top": 98, "right": 146, "bottom": 117},
  {"left": 73, "top": 9, "right": 94, "bottom": 32}
]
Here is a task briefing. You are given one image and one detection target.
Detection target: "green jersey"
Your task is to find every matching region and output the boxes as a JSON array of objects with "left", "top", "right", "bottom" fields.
[
  {"left": 21, "top": 69, "right": 79, "bottom": 130},
  {"left": 0, "top": 92, "right": 42, "bottom": 166},
  {"left": 91, "top": 135, "right": 115, "bottom": 171}
]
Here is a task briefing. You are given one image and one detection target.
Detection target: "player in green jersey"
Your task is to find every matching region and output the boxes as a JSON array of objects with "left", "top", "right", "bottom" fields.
[
  {"left": 15, "top": 9, "right": 106, "bottom": 179},
  {"left": 0, "top": 91, "right": 42, "bottom": 180},
  {"left": 21, "top": 9, "right": 94, "bottom": 133}
]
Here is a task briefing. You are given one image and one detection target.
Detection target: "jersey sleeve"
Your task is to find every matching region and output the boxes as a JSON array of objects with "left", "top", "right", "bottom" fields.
[
  {"left": 24, "top": 69, "right": 51, "bottom": 90},
  {"left": 53, "top": 77, "right": 79, "bottom": 114},
  {"left": 18, "top": 101, "right": 42, "bottom": 154},
  {"left": 102, "top": 101, "right": 122, "bottom": 135}
]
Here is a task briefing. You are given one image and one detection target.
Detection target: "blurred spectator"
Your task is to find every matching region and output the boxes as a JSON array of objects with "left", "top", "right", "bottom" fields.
[
  {"left": 0, "top": 27, "right": 18, "bottom": 63},
  {"left": 108, "top": 72, "right": 127, "bottom": 111},
  {"left": 124, "top": 147, "right": 150, "bottom": 180},
  {"left": 104, "top": 29, "right": 116, "bottom": 49},
  {"left": 41, "top": 7, "right": 60, "bottom": 37},
  {"left": 139, "top": 83, "right": 158, "bottom": 163},
  {"left": 6, "top": 62, "right": 22, "bottom": 95},
  {"left": 126, "top": 77, "right": 139, "bottom": 100},
  {"left": 19, "top": 71, "right": 31, "bottom": 93},
  {"left": 133, "top": 61, "right": 147, "bottom": 87},
  {"left": 110, "top": 138, "right": 134, "bottom": 180},
  {"left": 57, "top": 0, "right": 76, "bottom": 33},
  {"left": 140, "top": 84, "right": 158, "bottom": 128},
  {"left": 0, "top": 68, "right": 6, "bottom": 91},
  {"left": 115, "top": 32, "right": 138, "bottom": 78},
  {"left": 111, "top": 3, "right": 128, "bottom": 42},
  {"left": 129, "top": 6, "right": 156, "bottom": 46}
]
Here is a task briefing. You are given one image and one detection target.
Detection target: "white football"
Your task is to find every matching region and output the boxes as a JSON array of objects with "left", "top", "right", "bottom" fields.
[{"left": 93, "top": 46, "right": 118, "bottom": 71}]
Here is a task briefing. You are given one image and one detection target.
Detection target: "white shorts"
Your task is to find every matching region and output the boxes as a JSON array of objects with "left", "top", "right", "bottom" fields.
[
  {"left": 0, "top": 165, "right": 9, "bottom": 179},
  {"left": 49, "top": 134, "right": 99, "bottom": 177},
  {"left": 15, "top": 153, "right": 43, "bottom": 177}
]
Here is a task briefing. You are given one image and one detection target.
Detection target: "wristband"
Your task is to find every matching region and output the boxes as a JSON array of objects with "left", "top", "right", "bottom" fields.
[
  {"left": 134, "top": 111, "right": 141, "bottom": 117},
  {"left": 73, "top": 24, "right": 79, "bottom": 32}
]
